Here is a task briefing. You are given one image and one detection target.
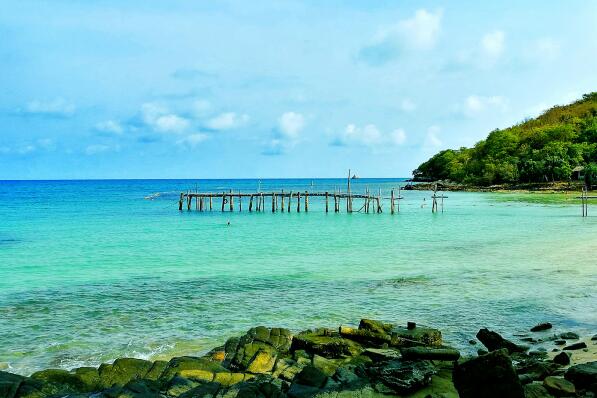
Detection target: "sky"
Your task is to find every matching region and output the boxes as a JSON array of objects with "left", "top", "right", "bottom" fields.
[{"left": 0, "top": 1, "right": 596, "bottom": 179}]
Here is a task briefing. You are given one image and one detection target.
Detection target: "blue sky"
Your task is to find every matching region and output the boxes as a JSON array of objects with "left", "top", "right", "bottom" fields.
[{"left": 1, "top": 0, "right": 596, "bottom": 179}]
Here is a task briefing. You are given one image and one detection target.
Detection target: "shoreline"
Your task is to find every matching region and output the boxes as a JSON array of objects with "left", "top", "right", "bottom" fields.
[
  {"left": 2, "top": 318, "right": 595, "bottom": 398},
  {"left": 409, "top": 180, "right": 589, "bottom": 194}
]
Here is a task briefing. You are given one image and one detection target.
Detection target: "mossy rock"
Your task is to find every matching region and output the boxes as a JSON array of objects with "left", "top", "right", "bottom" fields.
[
  {"left": 165, "top": 376, "right": 201, "bottom": 397},
  {"left": 144, "top": 360, "right": 168, "bottom": 381},
  {"left": 358, "top": 319, "right": 393, "bottom": 335},
  {"left": 160, "top": 357, "right": 227, "bottom": 383},
  {"left": 291, "top": 334, "right": 363, "bottom": 359},
  {"left": 245, "top": 350, "right": 277, "bottom": 374},
  {"left": 73, "top": 367, "right": 101, "bottom": 391},
  {"left": 30, "top": 368, "right": 91, "bottom": 393},
  {"left": 391, "top": 326, "right": 442, "bottom": 347},
  {"left": 98, "top": 358, "right": 154, "bottom": 389}
]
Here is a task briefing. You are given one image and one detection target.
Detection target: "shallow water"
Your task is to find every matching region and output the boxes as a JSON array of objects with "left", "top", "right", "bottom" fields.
[{"left": 0, "top": 179, "right": 595, "bottom": 375}]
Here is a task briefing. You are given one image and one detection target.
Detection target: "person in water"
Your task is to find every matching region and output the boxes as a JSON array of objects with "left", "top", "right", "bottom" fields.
[{"left": 421, "top": 197, "right": 427, "bottom": 208}]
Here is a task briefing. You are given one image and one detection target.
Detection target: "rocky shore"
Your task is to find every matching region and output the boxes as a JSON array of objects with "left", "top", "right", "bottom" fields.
[
  {"left": 408, "top": 180, "right": 588, "bottom": 193},
  {"left": 1, "top": 319, "right": 596, "bottom": 398}
]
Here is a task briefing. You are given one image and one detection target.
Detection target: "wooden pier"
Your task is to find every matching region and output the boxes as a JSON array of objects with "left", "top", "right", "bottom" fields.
[
  {"left": 578, "top": 186, "right": 596, "bottom": 217},
  {"left": 178, "top": 189, "right": 406, "bottom": 214}
]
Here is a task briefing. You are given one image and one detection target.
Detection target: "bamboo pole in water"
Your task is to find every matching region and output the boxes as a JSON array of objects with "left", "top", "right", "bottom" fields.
[
  {"left": 281, "top": 190, "right": 285, "bottom": 212},
  {"left": 297, "top": 192, "right": 301, "bottom": 213},
  {"left": 179, "top": 193, "right": 183, "bottom": 211},
  {"left": 325, "top": 192, "right": 329, "bottom": 213},
  {"left": 288, "top": 191, "right": 292, "bottom": 212},
  {"left": 305, "top": 191, "right": 309, "bottom": 212}
]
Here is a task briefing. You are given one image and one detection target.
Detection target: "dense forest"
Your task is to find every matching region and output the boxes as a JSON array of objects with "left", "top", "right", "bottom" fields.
[{"left": 413, "top": 93, "right": 597, "bottom": 187}]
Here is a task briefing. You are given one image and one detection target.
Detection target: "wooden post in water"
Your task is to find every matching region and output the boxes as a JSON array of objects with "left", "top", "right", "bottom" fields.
[
  {"left": 305, "top": 191, "right": 309, "bottom": 212},
  {"left": 239, "top": 193, "right": 242, "bottom": 212},
  {"left": 297, "top": 192, "right": 301, "bottom": 212},
  {"left": 334, "top": 193, "right": 338, "bottom": 212},
  {"left": 272, "top": 193, "right": 276, "bottom": 213},
  {"left": 377, "top": 189, "right": 382, "bottom": 213},
  {"left": 199, "top": 197, "right": 204, "bottom": 211},
  {"left": 209, "top": 196, "right": 213, "bottom": 211},
  {"left": 221, "top": 192, "right": 226, "bottom": 212},
  {"left": 347, "top": 169, "right": 352, "bottom": 213},
  {"left": 187, "top": 193, "right": 191, "bottom": 210},
  {"left": 391, "top": 189, "right": 395, "bottom": 214},
  {"left": 249, "top": 195, "right": 254, "bottom": 212},
  {"left": 179, "top": 193, "right": 184, "bottom": 211},
  {"left": 196, "top": 196, "right": 199, "bottom": 210},
  {"left": 325, "top": 192, "right": 329, "bottom": 212},
  {"left": 281, "top": 190, "right": 285, "bottom": 212},
  {"left": 288, "top": 191, "right": 292, "bottom": 212},
  {"left": 260, "top": 193, "right": 264, "bottom": 212},
  {"left": 397, "top": 186, "right": 401, "bottom": 212}
]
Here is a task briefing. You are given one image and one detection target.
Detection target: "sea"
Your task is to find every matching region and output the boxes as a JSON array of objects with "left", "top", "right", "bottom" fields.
[{"left": 0, "top": 178, "right": 595, "bottom": 375}]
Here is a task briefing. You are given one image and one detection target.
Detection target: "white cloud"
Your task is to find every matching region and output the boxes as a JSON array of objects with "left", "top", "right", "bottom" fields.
[
  {"left": 24, "top": 98, "right": 75, "bottom": 117},
  {"left": 176, "top": 133, "right": 208, "bottom": 148},
  {"left": 463, "top": 95, "right": 509, "bottom": 116},
  {"left": 154, "top": 114, "right": 190, "bottom": 133},
  {"left": 481, "top": 30, "right": 505, "bottom": 60},
  {"left": 140, "top": 103, "right": 190, "bottom": 134},
  {"left": 206, "top": 112, "right": 249, "bottom": 130},
  {"left": 424, "top": 125, "right": 442, "bottom": 148},
  {"left": 397, "top": 9, "right": 442, "bottom": 50},
  {"left": 278, "top": 112, "right": 305, "bottom": 139},
  {"left": 192, "top": 100, "right": 212, "bottom": 117},
  {"left": 400, "top": 99, "right": 417, "bottom": 112},
  {"left": 333, "top": 124, "right": 407, "bottom": 148},
  {"left": 95, "top": 120, "right": 124, "bottom": 135}
]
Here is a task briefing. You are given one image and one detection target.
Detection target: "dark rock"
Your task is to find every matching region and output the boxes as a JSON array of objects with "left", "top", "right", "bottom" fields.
[
  {"left": 477, "top": 349, "right": 488, "bottom": 356},
  {"left": 453, "top": 348, "right": 524, "bottom": 398},
  {"left": 145, "top": 360, "right": 168, "bottom": 381},
  {"left": 591, "top": 334, "right": 597, "bottom": 341},
  {"left": 543, "top": 376, "right": 575, "bottom": 396},
  {"left": 291, "top": 333, "right": 362, "bottom": 359},
  {"left": 362, "top": 348, "right": 401, "bottom": 361},
  {"left": 560, "top": 332, "right": 580, "bottom": 340},
  {"left": 554, "top": 340, "right": 567, "bottom": 346},
  {"left": 521, "top": 337, "right": 539, "bottom": 343},
  {"left": 179, "top": 381, "right": 221, "bottom": 398},
  {"left": 468, "top": 339, "right": 477, "bottom": 345},
  {"left": 30, "top": 368, "right": 92, "bottom": 393},
  {"left": 563, "top": 342, "right": 587, "bottom": 350},
  {"left": 98, "top": 357, "right": 154, "bottom": 389},
  {"left": 516, "top": 357, "right": 559, "bottom": 381},
  {"left": 391, "top": 325, "right": 442, "bottom": 347},
  {"left": 565, "top": 361, "right": 597, "bottom": 390},
  {"left": 0, "top": 371, "right": 26, "bottom": 398},
  {"left": 400, "top": 346, "right": 460, "bottom": 361},
  {"left": 523, "top": 383, "right": 555, "bottom": 398},
  {"left": 368, "top": 359, "right": 436, "bottom": 394},
  {"left": 553, "top": 352, "right": 571, "bottom": 366},
  {"left": 165, "top": 376, "right": 201, "bottom": 397},
  {"left": 338, "top": 326, "right": 391, "bottom": 347},
  {"left": 293, "top": 366, "right": 327, "bottom": 388},
  {"left": 531, "top": 323, "right": 553, "bottom": 332},
  {"left": 476, "top": 328, "right": 528, "bottom": 354},
  {"left": 407, "top": 322, "right": 416, "bottom": 330}
]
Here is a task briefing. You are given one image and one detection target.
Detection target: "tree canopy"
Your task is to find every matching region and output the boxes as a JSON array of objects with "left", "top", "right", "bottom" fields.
[{"left": 413, "top": 93, "right": 597, "bottom": 186}]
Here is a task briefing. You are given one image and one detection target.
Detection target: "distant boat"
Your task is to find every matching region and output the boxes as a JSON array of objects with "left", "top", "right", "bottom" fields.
[{"left": 351, "top": 174, "right": 359, "bottom": 179}]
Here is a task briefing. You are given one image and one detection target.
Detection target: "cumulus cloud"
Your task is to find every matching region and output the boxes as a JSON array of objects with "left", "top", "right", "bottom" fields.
[
  {"left": 359, "top": 9, "right": 442, "bottom": 65},
  {"left": 462, "top": 95, "right": 509, "bottom": 116},
  {"left": 331, "top": 124, "right": 407, "bottom": 148},
  {"left": 481, "top": 30, "right": 505, "bottom": 60},
  {"left": 140, "top": 103, "right": 190, "bottom": 134},
  {"left": 261, "top": 139, "right": 284, "bottom": 156},
  {"left": 206, "top": 112, "right": 249, "bottom": 130},
  {"left": 23, "top": 98, "right": 75, "bottom": 117},
  {"left": 176, "top": 133, "right": 208, "bottom": 148},
  {"left": 95, "top": 120, "right": 124, "bottom": 135},
  {"left": 278, "top": 112, "right": 305, "bottom": 139}
]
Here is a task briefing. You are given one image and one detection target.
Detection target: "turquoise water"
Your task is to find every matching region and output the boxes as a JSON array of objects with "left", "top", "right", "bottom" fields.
[{"left": 0, "top": 179, "right": 595, "bottom": 375}]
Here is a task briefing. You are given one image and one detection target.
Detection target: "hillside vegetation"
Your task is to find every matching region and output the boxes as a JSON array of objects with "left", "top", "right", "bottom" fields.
[{"left": 413, "top": 93, "right": 597, "bottom": 187}]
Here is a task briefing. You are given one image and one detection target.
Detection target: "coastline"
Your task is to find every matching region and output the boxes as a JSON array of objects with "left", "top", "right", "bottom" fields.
[
  {"left": 2, "top": 318, "right": 595, "bottom": 398},
  {"left": 409, "top": 180, "right": 589, "bottom": 193}
]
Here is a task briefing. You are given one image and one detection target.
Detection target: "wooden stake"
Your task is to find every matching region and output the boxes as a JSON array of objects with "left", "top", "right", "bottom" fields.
[
  {"left": 187, "top": 193, "right": 191, "bottom": 210},
  {"left": 325, "top": 192, "right": 329, "bottom": 212},
  {"left": 297, "top": 191, "right": 301, "bottom": 212},
  {"left": 249, "top": 195, "right": 254, "bottom": 212},
  {"left": 272, "top": 193, "right": 276, "bottom": 213},
  {"left": 305, "top": 191, "right": 309, "bottom": 212},
  {"left": 179, "top": 193, "right": 184, "bottom": 211},
  {"left": 391, "top": 189, "right": 395, "bottom": 214},
  {"left": 239, "top": 193, "right": 242, "bottom": 212},
  {"left": 281, "top": 190, "right": 285, "bottom": 212},
  {"left": 209, "top": 196, "right": 213, "bottom": 211}
]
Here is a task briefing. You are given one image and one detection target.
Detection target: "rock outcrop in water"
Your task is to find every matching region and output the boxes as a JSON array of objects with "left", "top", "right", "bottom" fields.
[{"left": 0, "top": 320, "right": 595, "bottom": 398}]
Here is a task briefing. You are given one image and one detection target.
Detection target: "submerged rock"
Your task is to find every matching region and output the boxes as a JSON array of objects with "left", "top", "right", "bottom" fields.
[
  {"left": 559, "top": 332, "right": 580, "bottom": 340},
  {"left": 453, "top": 349, "right": 524, "bottom": 398},
  {"left": 563, "top": 341, "right": 587, "bottom": 351},
  {"left": 531, "top": 323, "right": 553, "bottom": 332},
  {"left": 476, "top": 328, "right": 528, "bottom": 354}
]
